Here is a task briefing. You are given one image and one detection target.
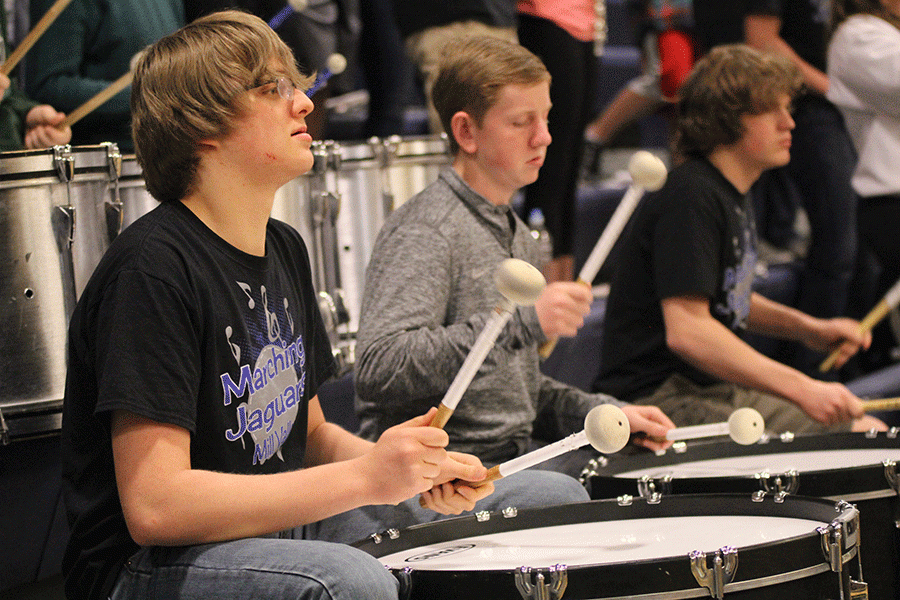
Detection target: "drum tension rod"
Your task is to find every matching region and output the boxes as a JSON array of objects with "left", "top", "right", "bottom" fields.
[
  {"left": 514, "top": 565, "right": 567, "bottom": 600},
  {"left": 690, "top": 546, "right": 738, "bottom": 600}
]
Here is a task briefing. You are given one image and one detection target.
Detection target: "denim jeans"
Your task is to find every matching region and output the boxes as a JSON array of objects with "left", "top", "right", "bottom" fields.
[
  {"left": 110, "top": 537, "right": 398, "bottom": 600},
  {"left": 307, "top": 469, "right": 591, "bottom": 545},
  {"left": 109, "top": 470, "right": 589, "bottom": 599}
]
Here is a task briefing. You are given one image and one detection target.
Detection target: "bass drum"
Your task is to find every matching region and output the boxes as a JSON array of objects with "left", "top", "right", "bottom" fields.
[
  {"left": 355, "top": 494, "right": 866, "bottom": 600},
  {"left": 583, "top": 431, "right": 900, "bottom": 599},
  {"left": 0, "top": 144, "right": 122, "bottom": 441}
]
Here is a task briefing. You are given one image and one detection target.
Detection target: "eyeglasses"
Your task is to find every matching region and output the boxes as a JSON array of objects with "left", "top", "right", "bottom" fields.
[{"left": 249, "top": 77, "right": 296, "bottom": 102}]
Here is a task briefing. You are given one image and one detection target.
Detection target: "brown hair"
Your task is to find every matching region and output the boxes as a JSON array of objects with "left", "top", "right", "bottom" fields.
[
  {"left": 131, "top": 10, "right": 312, "bottom": 202},
  {"left": 431, "top": 35, "right": 550, "bottom": 154},
  {"left": 674, "top": 44, "right": 802, "bottom": 159},
  {"left": 832, "top": 0, "right": 900, "bottom": 32}
]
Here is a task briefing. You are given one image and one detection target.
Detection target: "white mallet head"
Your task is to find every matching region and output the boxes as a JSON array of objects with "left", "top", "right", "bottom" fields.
[
  {"left": 288, "top": 0, "right": 309, "bottom": 11},
  {"left": 584, "top": 404, "right": 631, "bottom": 454},
  {"left": 628, "top": 150, "right": 668, "bottom": 192},
  {"left": 727, "top": 407, "right": 765, "bottom": 445},
  {"left": 493, "top": 258, "right": 546, "bottom": 306},
  {"left": 326, "top": 53, "right": 347, "bottom": 75}
]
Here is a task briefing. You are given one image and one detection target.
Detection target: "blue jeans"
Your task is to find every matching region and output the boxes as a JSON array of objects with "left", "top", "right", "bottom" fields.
[
  {"left": 307, "top": 469, "right": 591, "bottom": 545},
  {"left": 109, "top": 471, "right": 589, "bottom": 599},
  {"left": 110, "top": 537, "right": 398, "bottom": 600}
]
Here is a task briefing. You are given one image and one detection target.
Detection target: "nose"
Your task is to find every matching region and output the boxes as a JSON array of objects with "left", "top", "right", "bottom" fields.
[
  {"left": 533, "top": 118, "right": 552, "bottom": 147},
  {"left": 293, "top": 90, "right": 314, "bottom": 117}
]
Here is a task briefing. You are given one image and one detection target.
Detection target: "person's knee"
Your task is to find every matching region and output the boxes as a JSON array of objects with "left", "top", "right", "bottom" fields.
[
  {"left": 487, "top": 470, "right": 590, "bottom": 510},
  {"left": 311, "top": 544, "right": 398, "bottom": 600}
]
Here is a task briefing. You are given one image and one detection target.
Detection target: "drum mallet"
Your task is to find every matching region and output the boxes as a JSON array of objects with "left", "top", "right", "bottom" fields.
[
  {"left": 820, "top": 276, "right": 900, "bottom": 372},
  {"left": 661, "top": 407, "right": 765, "bottom": 445},
  {"left": 421, "top": 404, "right": 630, "bottom": 505},
  {"left": 1, "top": 0, "right": 75, "bottom": 76},
  {"left": 305, "top": 53, "right": 347, "bottom": 97},
  {"left": 538, "top": 150, "right": 667, "bottom": 358},
  {"left": 429, "top": 258, "right": 546, "bottom": 429},
  {"left": 476, "top": 404, "right": 632, "bottom": 485},
  {"left": 57, "top": 51, "right": 145, "bottom": 131}
]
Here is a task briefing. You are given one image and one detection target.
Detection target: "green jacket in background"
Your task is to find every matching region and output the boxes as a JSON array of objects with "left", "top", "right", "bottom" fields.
[{"left": 1, "top": 4, "right": 39, "bottom": 152}]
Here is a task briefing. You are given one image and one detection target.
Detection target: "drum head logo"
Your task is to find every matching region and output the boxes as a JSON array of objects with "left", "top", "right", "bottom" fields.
[{"left": 404, "top": 544, "right": 477, "bottom": 563}]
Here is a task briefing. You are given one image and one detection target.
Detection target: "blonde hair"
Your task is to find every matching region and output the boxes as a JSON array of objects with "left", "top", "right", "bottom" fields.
[
  {"left": 131, "top": 10, "right": 313, "bottom": 202},
  {"left": 675, "top": 44, "right": 802, "bottom": 159},
  {"left": 432, "top": 35, "right": 550, "bottom": 154}
]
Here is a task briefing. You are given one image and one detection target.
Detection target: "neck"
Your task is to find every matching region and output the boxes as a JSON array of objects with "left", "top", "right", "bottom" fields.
[
  {"left": 452, "top": 155, "right": 513, "bottom": 206},
  {"left": 706, "top": 147, "right": 761, "bottom": 195},
  {"left": 181, "top": 159, "right": 275, "bottom": 256}
]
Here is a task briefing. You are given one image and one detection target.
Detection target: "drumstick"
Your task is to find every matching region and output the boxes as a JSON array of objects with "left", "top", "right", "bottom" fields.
[
  {"left": 0, "top": 0, "right": 75, "bottom": 76},
  {"left": 57, "top": 51, "right": 144, "bottom": 130},
  {"left": 306, "top": 53, "right": 347, "bottom": 97},
  {"left": 429, "top": 258, "right": 546, "bottom": 429},
  {"left": 820, "top": 276, "right": 900, "bottom": 372},
  {"left": 861, "top": 397, "right": 900, "bottom": 412},
  {"left": 421, "top": 405, "right": 630, "bottom": 507},
  {"left": 660, "top": 408, "right": 765, "bottom": 445},
  {"left": 268, "top": 0, "right": 309, "bottom": 30},
  {"left": 538, "top": 150, "right": 667, "bottom": 358}
]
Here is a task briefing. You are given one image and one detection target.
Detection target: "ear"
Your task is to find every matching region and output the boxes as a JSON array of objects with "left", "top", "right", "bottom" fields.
[{"left": 450, "top": 111, "right": 478, "bottom": 155}]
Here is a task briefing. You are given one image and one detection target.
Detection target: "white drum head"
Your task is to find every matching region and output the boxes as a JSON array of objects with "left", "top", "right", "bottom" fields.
[{"left": 377, "top": 515, "right": 822, "bottom": 571}]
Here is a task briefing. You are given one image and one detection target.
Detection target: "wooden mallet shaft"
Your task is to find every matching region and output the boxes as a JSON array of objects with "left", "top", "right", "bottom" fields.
[
  {"left": 0, "top": 0, "right": 74, "bottom": 76},
  {"left": 820, "top": 276, "right": 900, "bottom": 372},
  {"left": 57, "top": 71, "right": 133, "bottom": 130},
  {"left": 861, "top": 397, "right": 900, "bottom": 413}
]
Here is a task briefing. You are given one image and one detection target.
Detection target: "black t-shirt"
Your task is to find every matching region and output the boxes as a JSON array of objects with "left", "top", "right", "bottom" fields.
[
  {"left": 745, "top": 0, "right": 829, "bottom": 73},
  {"left": 594, "top": 158, "right": 758, "bottom": 401},
  {"left": 61, "top": 200, "right": 336, "bottom": 600}
]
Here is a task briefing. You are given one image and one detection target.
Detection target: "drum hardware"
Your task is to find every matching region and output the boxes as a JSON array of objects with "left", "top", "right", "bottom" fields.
[
  {"left": 757, "top": 469, "right": 800, "bottom": 501},
  {"left": 102, "top": 142, "right": 124, "bottom": 243},
  {"left": 819, "top": 501, "right": 867, "bottom": 600},
  {"left": 689, "top": 545, "right": 737, "bottom": 600},
  {"left": 317, "top": 290, "right": 352, "bottom": 376},
  {"left": 637, "top": 474, "right": 672, "bottom": 499},
  {"left": 616, "top": 494, "right": 633, "bottom": 506},
  {"left": 888, "top": 426, "right": 899, "bottom": 438},
  {"left": 780, "top": 431, "right": 796, "bottom": 442},
  {"left": 502, "top": 507, "right": 518, "bottom": 519},
  {"left": 475, "top": 510, "right": 492, "bottom": 522},
  {"left": 514, "top": 565, "right": 567, "bottom": 600}
]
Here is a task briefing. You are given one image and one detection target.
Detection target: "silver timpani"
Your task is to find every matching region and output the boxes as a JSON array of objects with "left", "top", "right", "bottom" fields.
[{"left": 0, "top": 144, "right": 122, "bottom": 442}]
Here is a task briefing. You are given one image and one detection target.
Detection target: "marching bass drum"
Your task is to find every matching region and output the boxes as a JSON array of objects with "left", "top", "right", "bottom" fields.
[
  {"left": 356, "top": 494, "right": 866, "bottom": 600},
  {"left": 583, "top": 430, "right": 900, "bottom": 599}
]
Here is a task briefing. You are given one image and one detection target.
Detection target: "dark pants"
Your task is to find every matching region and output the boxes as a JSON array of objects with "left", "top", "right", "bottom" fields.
[{"left": 517, "top": 14, "right": 598, "bottom": 257}]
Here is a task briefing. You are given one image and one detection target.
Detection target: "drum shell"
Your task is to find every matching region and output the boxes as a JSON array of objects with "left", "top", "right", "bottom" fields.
[
  {"left": 0, "top": 145, "right": 120, "bottom": 439},
  {"left": 117, "top": 154, "right": 159, "bottom": 230},
  {"left": 383, "top": 134, "right": 451, "bottom": 210},
  {"left": 584, "top": 431, "right": 900, "bottom": 599},
  {"left": 356, "top": 494, "right": 862, "bottom": 600},
  {"left": 330, "top": 135, "right": 451, "bottom": 332}
]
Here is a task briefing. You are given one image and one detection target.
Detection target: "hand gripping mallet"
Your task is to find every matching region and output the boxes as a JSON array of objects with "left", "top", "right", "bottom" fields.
[
  {"left": 820, "top": 276, "right": 900, "bottom": 372},
  {"left": 429, "top": 258, "right": 546, "bottom": 429},
  {"left": 538, "top": 150, "right": 667, "bottom": 358},
  {"left": 423, "top": 404, "right": 630, "bottom": 506}
]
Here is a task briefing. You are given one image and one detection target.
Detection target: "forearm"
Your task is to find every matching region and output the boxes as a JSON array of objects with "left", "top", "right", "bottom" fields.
[
  {"left": 744, "top": 15, "right": 829, "bottom": 94},
  {"left": 664, "top": 299, "right": 810, "bottom": 403},
  {"left": 746, "top": 292, "right": 817, "bottom": 341}
]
